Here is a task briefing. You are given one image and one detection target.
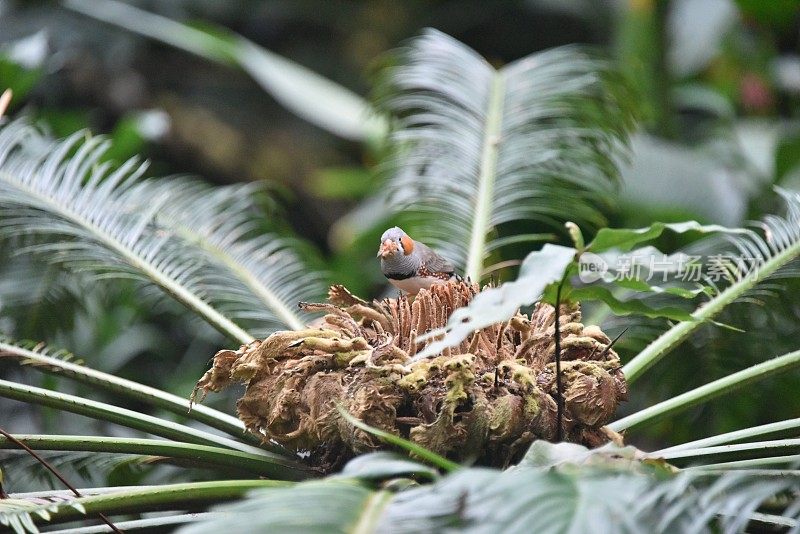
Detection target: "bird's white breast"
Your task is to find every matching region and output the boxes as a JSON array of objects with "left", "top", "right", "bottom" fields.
[{"left": 388, "top": 276, "right": 447, "bottom": 295}]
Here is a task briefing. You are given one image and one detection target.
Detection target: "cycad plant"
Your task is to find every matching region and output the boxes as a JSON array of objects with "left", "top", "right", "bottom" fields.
[{"left": 1, "top": 28, "right": 800, "bottom": 534}]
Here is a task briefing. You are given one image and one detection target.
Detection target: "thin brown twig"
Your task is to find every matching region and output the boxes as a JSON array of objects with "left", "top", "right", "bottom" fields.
[
  {"left": 601, "top": 327, "right": 629, "bottom": 357},
  {"left": 554, "top": 280, "right": 565, "bottom": 442},
  {"left": 0, "top": 426, "right": 123, "bottom": 533}
]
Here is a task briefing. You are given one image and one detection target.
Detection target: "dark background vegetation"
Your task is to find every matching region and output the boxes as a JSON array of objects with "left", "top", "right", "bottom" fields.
[{"left": 1, "top": 0, "right": 800, "bottom": 485}]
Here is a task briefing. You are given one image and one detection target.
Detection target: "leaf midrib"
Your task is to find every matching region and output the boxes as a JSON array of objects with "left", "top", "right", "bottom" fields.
[
  {"left": 169, "top": 223, "right": 306, "bottom": 330},
  {"left": 465, "top": 72, "right": 505, "bottom": 283},
  {"left": 350, "top": 490, "right": 392, "bottom": 534}
]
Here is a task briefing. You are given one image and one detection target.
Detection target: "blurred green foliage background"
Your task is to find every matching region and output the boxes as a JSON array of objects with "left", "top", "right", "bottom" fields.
[{"left": 1, "top": 0, "right": 800, "bottom": 483}]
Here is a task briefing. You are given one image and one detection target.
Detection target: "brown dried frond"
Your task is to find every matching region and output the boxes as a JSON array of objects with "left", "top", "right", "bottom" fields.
[{"left": 194, "top": 281, "right": 627, "bottom": 472}]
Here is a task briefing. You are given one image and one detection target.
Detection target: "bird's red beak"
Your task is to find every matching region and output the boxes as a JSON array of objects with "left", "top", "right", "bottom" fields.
[{"left": 378, "top": 239, "right": 398, "bottom": 258}]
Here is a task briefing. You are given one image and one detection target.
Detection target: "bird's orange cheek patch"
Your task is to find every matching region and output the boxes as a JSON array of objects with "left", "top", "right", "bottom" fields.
[{"left": 401, "top": 235, "right": 414, "bottom": 255}]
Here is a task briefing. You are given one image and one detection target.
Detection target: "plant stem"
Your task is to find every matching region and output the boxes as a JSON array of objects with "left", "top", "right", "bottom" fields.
[
  {"left": 338, "top": 407, "right": 460, "bottom": 472},
  {"left": 623, "top": 235, "right": 800, "bottom": 383},
  {"left": 0, "top": 435, "right": 311, "bottom": 480},
  {"left": 656, "top": 417, "right": 800, "bottom": 453},
  {"left": 20, "top": 480, "right": 289, "bottom": 525},
  {"left": 611, "top": 349, "right": 800, "bottom": 431},
  {"left": 0, "top": 427, "right": 121, "bottom": 533},
  {"left": 0, "top": 341, "right": 254, "bottom": 442},
  {"left": 657, "top": 439, "right": 800, "bottom": 466},
  {"left": 0, "top": 379, "right": 285, "bottom": 457},
  {"left": 466, "top": 72, "right": 505, "bottom": 283},
  {"left": 684, "top": 456, "right": 800, "bottom": 471}
]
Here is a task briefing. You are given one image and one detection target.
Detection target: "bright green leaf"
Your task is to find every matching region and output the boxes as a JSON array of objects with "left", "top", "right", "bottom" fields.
[
  {"left": 568, "top": 285, "right": 695, "bottom": 321},
  {"left": 587, "top": 221, "right": 744, "bottom": 253}
]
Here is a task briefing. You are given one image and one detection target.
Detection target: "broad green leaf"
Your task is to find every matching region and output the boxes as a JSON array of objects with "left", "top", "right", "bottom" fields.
[
  {"left": 567, "top": 286, "right": 695, "bottom": 321},
  {"left": 520, "top": 441, "right": 674, "bottom": 477},
  {"left": 587, "top": 221, "right": 744, "bottom": 253},
  {"left": 63, "top": 0, "right": 385, "bottom": 142},
  {"left": 520, "top": 441, "right": 605, "bottom": 468},
  {"left": 178, "top": 480, "right": 374, "bottom": 534},
  {"left": 611, "top": 278, "right": 711, "bottom": 299}
]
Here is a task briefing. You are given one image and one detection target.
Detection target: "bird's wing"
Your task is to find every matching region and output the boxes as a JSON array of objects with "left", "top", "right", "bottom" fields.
[{"left": 416, "top": 241, "right": 456, "bottom": 276}]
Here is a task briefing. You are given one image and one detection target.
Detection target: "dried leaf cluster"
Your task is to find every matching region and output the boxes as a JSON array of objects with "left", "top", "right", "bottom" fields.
[{"left": 194, "top": 282, "right": 627, "bottom": 471}]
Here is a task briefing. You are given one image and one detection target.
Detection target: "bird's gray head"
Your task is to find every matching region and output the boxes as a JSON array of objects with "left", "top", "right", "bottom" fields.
[{"left": 377, "top": 226, "right": 415, "bottom": 260}]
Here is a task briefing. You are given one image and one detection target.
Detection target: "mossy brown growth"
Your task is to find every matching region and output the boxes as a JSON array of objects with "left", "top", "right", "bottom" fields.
[{"left": 193, "top": 282, "right": 627, "bottom": 471}]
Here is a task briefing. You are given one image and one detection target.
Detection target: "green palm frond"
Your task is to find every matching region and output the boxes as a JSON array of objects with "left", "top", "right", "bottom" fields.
[
  {"left": 0, "top": 120, "right": 324, "bottom": 342},
  {"left": 378, "top": 29, "right": 637, "bottom": 281},
  {"left": 0, "top": 498, "right": 61, "bottom": 534},
  {"left": 595, "top": 246, "right": 800, "bottom": 445},
  {"left": 624, "top": 188, "right": 800, "bottom": 382},
  {"left": 133, "top": 179, "right": 325, "bottom": 334},
  {"left": 176, "top": 443, "right": 800, "bottom": 534}
]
